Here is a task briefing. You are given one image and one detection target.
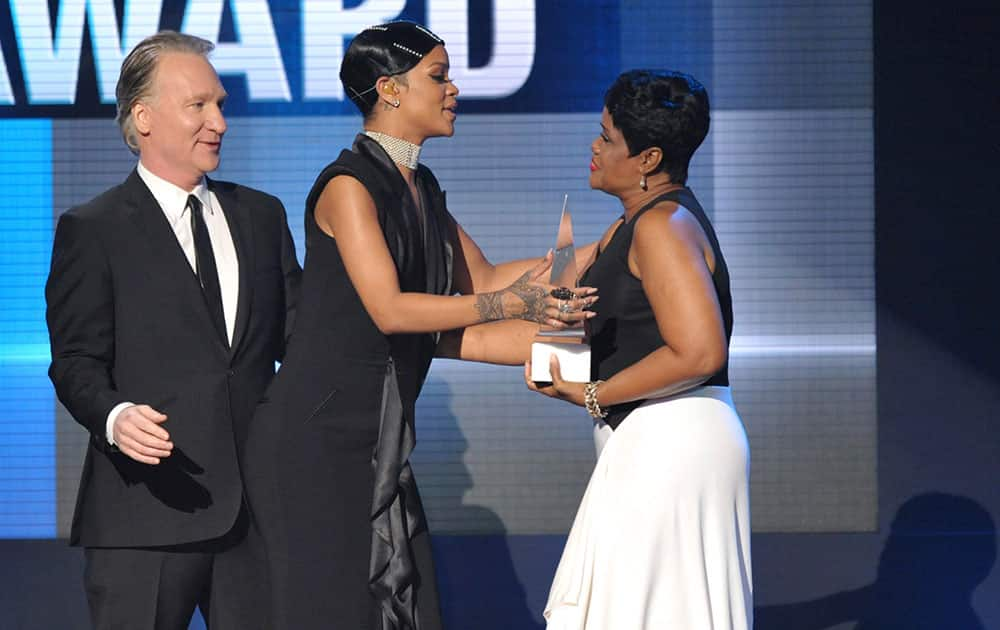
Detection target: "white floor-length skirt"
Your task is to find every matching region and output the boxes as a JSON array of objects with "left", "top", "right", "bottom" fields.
[{"left": 545, "top": 386, "right": 753, "bottom": 630}]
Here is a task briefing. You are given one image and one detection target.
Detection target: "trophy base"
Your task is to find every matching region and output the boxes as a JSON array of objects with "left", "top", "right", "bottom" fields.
[{"left": 530, "top": 340, "right": 591, "bottom": 383}]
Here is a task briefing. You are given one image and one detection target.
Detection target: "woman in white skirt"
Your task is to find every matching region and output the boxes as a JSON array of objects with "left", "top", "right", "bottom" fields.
[{"left": 525, "top": 70, "right": 753, "bottom": 630}]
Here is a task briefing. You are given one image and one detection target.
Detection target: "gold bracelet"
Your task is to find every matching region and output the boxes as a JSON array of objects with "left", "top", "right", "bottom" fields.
[{"left": 584, "top": 380, "right": 608, "bottom": 419}]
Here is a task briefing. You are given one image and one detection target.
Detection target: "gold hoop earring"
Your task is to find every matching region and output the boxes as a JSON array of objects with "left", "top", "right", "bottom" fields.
[{"left": 640, "top": 174, "right": 647, "bottom": 191}]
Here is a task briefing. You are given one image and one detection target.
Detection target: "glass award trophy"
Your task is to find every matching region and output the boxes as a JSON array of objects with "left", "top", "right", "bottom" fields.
[{"left": 530, "top": 195, "right": 592, "bottom": 383}]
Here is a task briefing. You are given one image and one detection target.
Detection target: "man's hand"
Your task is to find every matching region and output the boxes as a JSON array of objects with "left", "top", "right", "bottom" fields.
[{"left": 112, "top": 405, "right": 172, "bottom": 464}]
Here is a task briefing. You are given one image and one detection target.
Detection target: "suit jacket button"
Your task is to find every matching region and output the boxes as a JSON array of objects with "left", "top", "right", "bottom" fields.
[{"left": 227, "top": 369, "right": 235, "bottom": 377}]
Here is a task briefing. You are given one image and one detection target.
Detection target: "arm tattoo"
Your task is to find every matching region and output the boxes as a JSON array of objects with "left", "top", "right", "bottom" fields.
[
  {"left": 475, "top": 291, "right": 505, "bottom": 322},
  {"left": 507, "top": 271, "right": 549, "bottom": 323},
  {"left": 474, "top": 271, "right": 549, "bottom": 324}
]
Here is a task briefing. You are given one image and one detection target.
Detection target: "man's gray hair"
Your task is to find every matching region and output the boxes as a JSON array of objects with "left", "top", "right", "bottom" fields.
[{"left": 115, "top": 31, "right": 215, "bottom": 155}]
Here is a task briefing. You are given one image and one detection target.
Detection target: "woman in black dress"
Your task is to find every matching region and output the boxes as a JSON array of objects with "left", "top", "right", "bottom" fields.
[{"left": 242, "top": 22, "right": 595, "bottom": 630}]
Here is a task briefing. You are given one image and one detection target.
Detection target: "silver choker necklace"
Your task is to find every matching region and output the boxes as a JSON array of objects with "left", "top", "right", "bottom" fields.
[{"left": 364, "top": 131, "right": 421, "bottom": 170}]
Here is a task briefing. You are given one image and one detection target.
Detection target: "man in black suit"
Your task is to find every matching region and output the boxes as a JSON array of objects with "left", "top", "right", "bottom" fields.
[{"left": 45, "top": 31, "right": 300, "bottom": 629}]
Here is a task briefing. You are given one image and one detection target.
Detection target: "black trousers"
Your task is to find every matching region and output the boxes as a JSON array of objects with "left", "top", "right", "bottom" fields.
[{"left": 83, "top": 508, "right": 267, "bottom": 630}]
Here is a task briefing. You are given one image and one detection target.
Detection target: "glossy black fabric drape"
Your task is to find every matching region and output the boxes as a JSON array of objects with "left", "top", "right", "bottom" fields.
[{"left": 369, "top": 357, "right": 424, "bottom": 629}]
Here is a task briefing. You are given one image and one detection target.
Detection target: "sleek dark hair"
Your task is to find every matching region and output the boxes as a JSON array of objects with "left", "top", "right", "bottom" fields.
[
  {"left": 116, "top": 31, "right": 214, "bottom": 155},
  {"left": 604, "top": 70, "right": 710, "bottom": 185},
  {"left": 340, "top": 21, "right": 444, "bottom": 117}
]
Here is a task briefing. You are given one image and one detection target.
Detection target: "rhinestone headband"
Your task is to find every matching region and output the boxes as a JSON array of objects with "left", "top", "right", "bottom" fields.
[
  {"left": 392, "top": 42, "right": 423, "bottom": 58},
  {"left": 364, "top": 130, "right": 421, "bottom": 170}
]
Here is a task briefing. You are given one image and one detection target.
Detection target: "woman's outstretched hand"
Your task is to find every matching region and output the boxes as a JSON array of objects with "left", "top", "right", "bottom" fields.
[
  {"left": 475, "top": 251, "right": 598, "bottom": 327},
  {"left": 524, "top": 355, "right": 586, "bottom": 407}
]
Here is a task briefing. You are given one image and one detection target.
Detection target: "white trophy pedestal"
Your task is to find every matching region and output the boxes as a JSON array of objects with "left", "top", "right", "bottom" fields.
[{"left": 530, "top": 338, "right": 591, "bottom": 383}]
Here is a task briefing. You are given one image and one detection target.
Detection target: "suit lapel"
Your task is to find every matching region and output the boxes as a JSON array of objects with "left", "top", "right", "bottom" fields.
[
  {"left": 210, "top": 179, "right": 254, "bottom": 358},
  {"left": 123, "top": 170, "right": 195, "bottom": 282},
  {"left": 124, "top": 169, "right": 229, "bottom": 357}
]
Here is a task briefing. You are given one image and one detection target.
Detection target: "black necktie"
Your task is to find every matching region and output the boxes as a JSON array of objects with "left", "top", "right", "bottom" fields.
[{"left": 187, "top": 194, "right": 228, "bottom": 347}]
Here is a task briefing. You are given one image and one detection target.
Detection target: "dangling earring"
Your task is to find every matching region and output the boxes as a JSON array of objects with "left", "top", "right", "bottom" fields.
[
  {"left": 392, "top": 98, "right": 400, "bottom": 108},
  {"left": 639, "top": 174, "right": 647, "bottom": 191}
]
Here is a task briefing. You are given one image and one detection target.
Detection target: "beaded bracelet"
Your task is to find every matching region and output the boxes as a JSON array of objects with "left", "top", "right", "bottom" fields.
[{"left": 584, "top": 380, "right": 609, "bottom": 419}]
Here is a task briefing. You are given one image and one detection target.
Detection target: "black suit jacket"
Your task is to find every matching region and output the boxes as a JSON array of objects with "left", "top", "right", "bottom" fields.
[{"left": 46, "top": 169, "right": 301, "bottom": 547}]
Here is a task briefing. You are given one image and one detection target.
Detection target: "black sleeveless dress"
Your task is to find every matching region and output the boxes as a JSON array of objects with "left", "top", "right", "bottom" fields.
[
  {"left": 582, "top": 187, "right": 734, "bottom": 429},
  {"left": 243, "top": 135, "right": 452, "bottom": 630}
]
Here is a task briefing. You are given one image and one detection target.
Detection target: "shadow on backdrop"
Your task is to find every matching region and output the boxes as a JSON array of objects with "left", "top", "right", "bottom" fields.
[
  {"left": 755, "top": 492, "right": 996, "bottom": 630},
  {"left": 422, "top": 376, "right": 545, "bottom": 630}
]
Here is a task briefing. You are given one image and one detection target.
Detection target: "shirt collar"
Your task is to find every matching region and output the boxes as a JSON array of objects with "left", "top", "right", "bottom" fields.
[{"left": 136, "top": 161, "right": 211, "bottom": 223}]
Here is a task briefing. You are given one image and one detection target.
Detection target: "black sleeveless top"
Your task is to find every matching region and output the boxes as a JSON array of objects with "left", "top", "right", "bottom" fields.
[
  {"left": 581, "top": 188, "right": 733, "bottom": 430},
  {"left": 292, "top": 133, "right": 454, "bottom": 377}
]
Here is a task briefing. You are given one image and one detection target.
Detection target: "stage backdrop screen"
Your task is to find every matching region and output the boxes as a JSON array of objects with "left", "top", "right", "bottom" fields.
[{"left": 0, "top": 0, "right": 873, "bottom": 537}]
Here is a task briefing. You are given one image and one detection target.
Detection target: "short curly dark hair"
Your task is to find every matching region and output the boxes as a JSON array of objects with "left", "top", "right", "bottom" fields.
[{"left": 604, "top": 70, "right": 710, "bottom": 185}]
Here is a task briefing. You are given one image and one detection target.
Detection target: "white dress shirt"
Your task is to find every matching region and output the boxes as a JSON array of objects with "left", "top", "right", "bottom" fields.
[{"left": 106, "top": 162, "right": 240, "bottom": 444}]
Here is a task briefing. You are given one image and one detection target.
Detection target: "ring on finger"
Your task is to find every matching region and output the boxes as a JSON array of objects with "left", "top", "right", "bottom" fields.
[
  {"left": 550, "top": 287, "right": 576, "bottom": 300},
  {"left": 559, "top": 301, "right": 573, "bottom": 314}
]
